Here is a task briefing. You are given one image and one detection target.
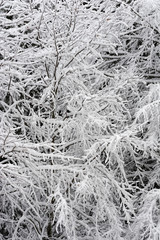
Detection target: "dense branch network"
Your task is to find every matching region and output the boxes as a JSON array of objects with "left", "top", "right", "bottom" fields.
[{"left": 0, "top": 1, "right": 160, "bottom": 240}]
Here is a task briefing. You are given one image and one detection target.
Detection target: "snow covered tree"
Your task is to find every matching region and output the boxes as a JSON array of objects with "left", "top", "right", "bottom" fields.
[
  {"left": 0, "top": 1, "right": 160, "bottom": 240},
  {"left": 99, "top": 0, "right": 160, "bottom": 80}
]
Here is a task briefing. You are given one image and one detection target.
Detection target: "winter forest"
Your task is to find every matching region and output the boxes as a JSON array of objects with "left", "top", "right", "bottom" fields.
[{"left": 0, "top": 0, "right": 160, "bottom": 239}]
